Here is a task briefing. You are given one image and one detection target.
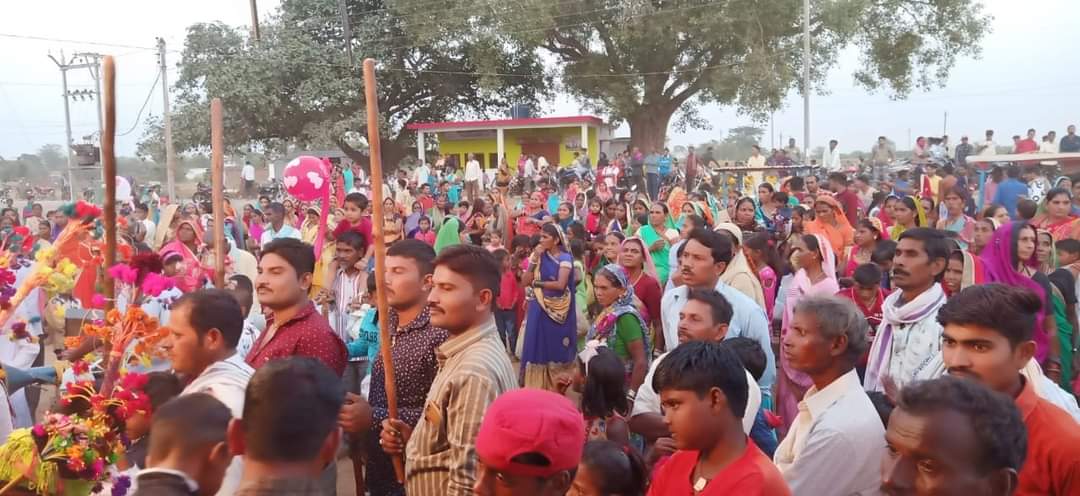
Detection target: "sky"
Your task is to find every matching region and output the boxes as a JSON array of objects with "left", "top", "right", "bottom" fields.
[{"left": 1, "top": 0, "right": 1077, "bottom": 161}]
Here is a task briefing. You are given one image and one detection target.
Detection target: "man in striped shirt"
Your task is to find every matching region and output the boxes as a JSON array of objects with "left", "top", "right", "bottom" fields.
[{"left": 379, "top": 245, "right": 517, "bottom": 495}]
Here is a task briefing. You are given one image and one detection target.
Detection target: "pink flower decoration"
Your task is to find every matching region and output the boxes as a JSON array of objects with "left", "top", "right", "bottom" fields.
[
  {"left": 90, "top": 294, "right": 106, "bottom": 309},
  {"left": 140, "top": 273, "right": 175, "bottom": 297},
  {"left": 107, "top": 264, "right": 138, "bottom": 285},
  {"left": 31, "top": 424, "right": 45, "bottom": 437}
]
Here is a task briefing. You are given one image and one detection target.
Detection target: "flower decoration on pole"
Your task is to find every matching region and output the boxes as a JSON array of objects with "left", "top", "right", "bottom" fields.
[{"left": 78, "top": 307, "right": 168, "bottom": 395}]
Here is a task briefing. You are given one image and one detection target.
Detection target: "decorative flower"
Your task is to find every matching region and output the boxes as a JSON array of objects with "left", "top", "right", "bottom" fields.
[{"left": 90, "top": 294, "right": 106, "bottom": 309}]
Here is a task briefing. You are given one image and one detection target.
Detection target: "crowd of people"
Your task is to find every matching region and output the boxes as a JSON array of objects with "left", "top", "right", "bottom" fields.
[{"left": 2, "top": 124, "right": 1080, "bottom": 496}]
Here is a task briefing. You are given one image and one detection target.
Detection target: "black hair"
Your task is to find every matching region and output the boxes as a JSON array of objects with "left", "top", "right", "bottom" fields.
[
  {"left": 387, "top": 238, "right": 437, "bottom": 276},
  {"left": 895, "top": 197, "right": 921, "bottom": 226},
  {"left": 683, "top": 214, "right": 706, "bottom": 230},
  {"left": 172, "top": 289, "right": 245, "bottom": 349},
  {"left": 788, "top": 176, "right": 805, "bottom": 191},
  {"left": 828, "top": 172, "right": 848, "bottom": 185},
  {"left": 856, "top": 219, "right": 883, "bottom": 242},
  {"left": 228, "top": 274, "right": 254, "bottom": 316},
  {"left": 802, "top": 234, "right": 834, "bottom": 267},
  {"left": 758, "top": 182, "right": 774, "bottom": 193},
  {"left": 1056, "top": 238, "right": 1080, "bottom": 255},
  {"left": 683, "top": 227, "right": 734, "bottom": 264},
  {"left": 242, "top": 357, "right": 345, "bottom": 462},
  {"left": 897, "top": 227, "right": 950, "bottom": 265},
  {"left": 686, "top": 288, "right": 734, "bottom": 326},
  {"left": 569, "top": 238, "right": 585, "bottom": 259},
  {"left": 871, "top": 239, "right": 897, "bottom": 265},
  {"left": 721, "top": 337, "right": 766, "bottom": 381},
  {"left": 853, "top": 263, "right": 882, "bottom": 287},
  {"left": 897, "top": 377, "right": 1027, "bottom": 474},
  {"left": 261, "top": 238, "right": 316, "bottom": 277},
  {"left": 148, "top": 393, "right": 231, "bottom": 463},
  {"left": 937, "top": 283, "right": 1041, "bottom": 348},
  {"left": 492, "top": 248, "right": 509, "bottom": 265},
  {"left": 744, "top": 231, "right": 782, "bottom": 276},
  {"left": 1006, "top": 165, "right": 1020, "bottom": 179},
  {"left": 982, "top": 204, "right": 1006, "bottom": 220},
  {"left": 567, "top": 221, "right": 586, "bottom": 241},
  {"left": 580, "top": 346, "right": 629, "bottom": 418},
  {"left": 1016, "top": 199, "right": 1038, "bottom": 221},
  {"left": 540, "top": 223, "right": 565, "bottom": 248},
  {"left": 652, "top": 341, "right": 748, "bottom": 418},
  {"left": 344, "top": 192, "right": 369, "bottom": 210},
  {"left": 772, "top": 191, "right": 789, "bottom": 205},
  {"left": 634, "top": 214, "right": 648, "bottom": 227},
  {"left": 335, "top": 230, "right": 367, "bottom": 253},
  {"left": 135, "top": 203, "right": 149, "bottom": 213},
  {"left": 433, "top": 244, "right": 501, "bottom": 299},
  {"left": 268, "top": 202, "right": 286, "bottom": 215},
  {"left": 579, "top": 440, "right": 647, "bottom": 496},
  {"left": 510, "top": 234, "right": 531, "bottom": 252},
  {"left": 1044, "top": 187, "right": 1071, "bottom": 204},
  {"left": 144, "top": 371, "right": 183, "bottom": 412}
]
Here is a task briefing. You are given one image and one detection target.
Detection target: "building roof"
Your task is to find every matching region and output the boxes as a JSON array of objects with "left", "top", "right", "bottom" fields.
[{"left": 407, "top": 115, "right": 604, "bottom": 132}]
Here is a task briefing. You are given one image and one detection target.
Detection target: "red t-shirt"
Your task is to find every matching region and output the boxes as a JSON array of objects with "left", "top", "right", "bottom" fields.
[
  {"left": 245, "top": 302, "right": 348, "bottom": 376},
  {"left": 1015, "top": 376, "right": 1080, "bottom": 495},
  {"left": 1016, "top": 138, "right": 1038, "bottom": 154},
  {"left": 647, "top": 442, "right": 791, "bottom": 496},
  {"left": 333, "top": 217, "right": 373, "bottom": 248},
  {"left": 497, "top": 270, "right": 524, "bottom": 311}
]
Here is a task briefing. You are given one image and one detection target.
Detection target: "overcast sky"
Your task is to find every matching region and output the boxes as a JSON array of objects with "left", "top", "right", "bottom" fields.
[{"left": 1, "top": 0, "right": 1076, "bottom": 161}]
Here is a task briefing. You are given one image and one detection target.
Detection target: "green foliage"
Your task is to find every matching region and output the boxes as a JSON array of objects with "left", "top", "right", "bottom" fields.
[
  {"left": 137, "top": 0, "right": 549, "bottom": 169},
  {"left": 449, "top": 0, "right": 990, "bottom": 148},
  {"left": 693, "top": 126, "right": 765, "bottom": 160}
]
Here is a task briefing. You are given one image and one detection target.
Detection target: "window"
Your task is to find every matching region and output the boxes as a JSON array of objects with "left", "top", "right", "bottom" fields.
[{"left": 488, "top": 153, "right": 499, "bottom": 170}]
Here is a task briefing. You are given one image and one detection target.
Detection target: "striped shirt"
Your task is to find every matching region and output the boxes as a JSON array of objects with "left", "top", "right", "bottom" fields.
[
  {"left": 329, "top": 268, "right": 364, "bottom": 344},
  {"left": 404, "top": 317, "right": 517, "bottom": 496}
]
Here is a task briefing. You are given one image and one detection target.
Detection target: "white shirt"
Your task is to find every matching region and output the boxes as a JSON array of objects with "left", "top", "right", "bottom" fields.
[
  {"left": 747, "top": 154, "right": 766, "bottom": 168},
  {"left": 180, "top": 353, "right": 253, "bottom": 496},
  {"left": 141, "top": 219, "right": 157, "bottom": 249},
  {"left": 241, "top": 164, "right": 255, "bottom": 181},
  {"left": 464, "top": 159, "right": 482, "bottom": 182},
  {"left": 774, "top": 370, "right": 885, "bottom": 495},
  {"left": 977, "top": 139, "right": 997, "bottom": 156},
  {"left": 661, "top": 282, "right": 775, "bottom": 395},
  {"left": 413, "top": 164, "right": 431, "bottom": 186},
  {"left": 633, "top": 351, "right": 760, "bottom": 435},
  {"left": 259, "top": 223, "right": 301, "bottom": 247},
  {"left": 822, "top": 146, "right": 841, "bottom": 172},
  {"left": 537, "top": 155, "right": 549, "bottom": 170},
  {"left": 524, "top": 158, "right": 535, "bottom": 177}
]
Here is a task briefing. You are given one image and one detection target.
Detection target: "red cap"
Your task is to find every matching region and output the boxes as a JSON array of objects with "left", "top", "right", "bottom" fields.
[{"left": 475, "top": 388, "right": 585, "bottom": 477}]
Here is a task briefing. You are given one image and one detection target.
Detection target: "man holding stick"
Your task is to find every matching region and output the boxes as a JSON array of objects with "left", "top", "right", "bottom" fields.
[
  {"left": 378, "top": 245, "right": 516, "bottom": 495},
  {"left": 338, "top": 239, "right": 448, "bottom": 496}
]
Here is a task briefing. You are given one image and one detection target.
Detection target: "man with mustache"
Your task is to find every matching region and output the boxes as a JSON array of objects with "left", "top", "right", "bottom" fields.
[
  {"left": 864, "top": 228, "right": 949, "bottom": 392},
  {"left": 337, "top": 239, "right": 449, "bottom": 496},
  {"left": 938, "top": 284, "right": 1080, "bottom": 495},
  {"left": 245, "top": 238, "right": 347, "bottom": 376},
  {"left": 379, "top": 245, "right": 516, "bottom": 495}
]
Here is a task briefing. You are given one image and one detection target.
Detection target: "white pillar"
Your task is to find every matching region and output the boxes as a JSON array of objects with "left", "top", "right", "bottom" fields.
[
  {"left": 417, "top": 131, "right": 425, "bottom": 164},
  {"left": 496, "top": 128, "right": 505, "bottom": 164},
  {"left": 581, "top": 124, "right": 589, "bottom": 155}
]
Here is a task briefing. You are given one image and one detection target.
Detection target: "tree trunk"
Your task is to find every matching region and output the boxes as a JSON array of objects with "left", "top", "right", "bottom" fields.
[{"left": 627, "top": 104, "right": 674, "bottom": 152}]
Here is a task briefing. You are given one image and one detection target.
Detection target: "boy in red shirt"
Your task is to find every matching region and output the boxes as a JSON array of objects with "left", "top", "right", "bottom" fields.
[
  {"left": 493, "top": 248, "right": 524, "bottom": 357},
  {"left": 648, "top": 341, "right": 791, "bottom": 495},
  {"left": 332, "top": 192, "right": 374, "bottom": 263}
]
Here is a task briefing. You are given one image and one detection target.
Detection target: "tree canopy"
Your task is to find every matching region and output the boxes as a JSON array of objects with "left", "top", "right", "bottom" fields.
[
  {"left": 412, "top": 0, "right": 990, "bottom": 150},
  {"left": 138, "top": 0, "right": 548, "bottom": 168}
]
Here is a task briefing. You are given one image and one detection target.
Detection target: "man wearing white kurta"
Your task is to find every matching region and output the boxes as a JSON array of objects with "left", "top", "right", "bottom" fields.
[{"left": 163, "top": 289, "right": 254, "bottom": 496}]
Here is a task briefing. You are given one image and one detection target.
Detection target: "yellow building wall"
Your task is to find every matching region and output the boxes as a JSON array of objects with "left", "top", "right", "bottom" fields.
[{"left": 434, "top": 125, "right": 599, "bottom": 170}]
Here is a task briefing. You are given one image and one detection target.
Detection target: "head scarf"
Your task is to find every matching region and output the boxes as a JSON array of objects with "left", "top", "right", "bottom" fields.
[
  {"left": 588, "top": 264, "right": 650, "bottom": 349},
  {"left": 154, "top": 203, "right": 179, "bottom": 250},
  {"left": 620, "top": 237, "right": 658, "bottom": 281},
  {"left": 714, "top": 223, "right": 767, "bottom": 308},
  {"left": 805, "top": 195, "right": 854, "bottom": 255},
  {"left": 980, "top": 222, "right": 1049, "bottom": 361},
  {"left": 159, "top": 219, "right": 206, "bottom": 292},
  {"left": 954, "top": 249, "right": 986, "bottom": 292},
  {"left": 434, "top": 216, "right": 462, "bottom": 254},
  {"left": 889, "top": 196, "right": 927, "bottom": 239}
]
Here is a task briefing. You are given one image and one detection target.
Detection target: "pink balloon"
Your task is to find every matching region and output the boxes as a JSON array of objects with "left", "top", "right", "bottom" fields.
[{"left": 282, "top": 155, "right": 329, "bottom": 202}]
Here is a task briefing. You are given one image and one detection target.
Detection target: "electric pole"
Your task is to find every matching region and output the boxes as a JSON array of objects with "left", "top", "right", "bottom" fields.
[
  {"left": 49, "top": 51, "right": 104, "bottom": 201},
  {"left": 158, "top": 38, "right": 177, "bottom": 202},
  {"left": 339, "top": 0, "right": 354, "bottom": 68},
  {"left": 250, "top": 0, "right": 261, "bottom": 43},
  {"left": 802, "top": 0, "right": 811, "bottom": 164}
]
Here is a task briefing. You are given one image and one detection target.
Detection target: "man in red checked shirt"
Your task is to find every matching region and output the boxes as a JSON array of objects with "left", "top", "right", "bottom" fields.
[{"left": 245, "top": 238, "right": 347, "bottom": 376}]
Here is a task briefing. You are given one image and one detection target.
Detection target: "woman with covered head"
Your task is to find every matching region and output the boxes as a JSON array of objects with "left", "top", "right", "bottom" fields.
[
  {"left": 887, "top": 196, "right": 926, "bottom": 240},
  {"left": 936, "top": 186, "right": 976, "bottom": 250},
  {"left": 635, "top": 202, "right": 676, "bottom": 285},
  {"left": 1031, "top": 187, "right": 1080, "bottom": 242},
  {"left": 618, "top": 237, "right": 662, "bottom": 335},
  {"left": 713, "top": 223, "right": 767, "bottom": 310},
  {"left": 804, "top": 195, "right": 854, "bottom": 269},
  {"left": 520, "top": 223, "right": 578, "bottom": 391},
  {"left": 158, "top": 218, "right": 207, "bottom": 292},
  {"left": 776, "top": 233, "right": 839, "bottom": 436},
  {"left": 980, "top": 221, "right": 1060, "bottom": 378},
  {"left": 588, "top": 264, "right": 650, "bottom": 393}
]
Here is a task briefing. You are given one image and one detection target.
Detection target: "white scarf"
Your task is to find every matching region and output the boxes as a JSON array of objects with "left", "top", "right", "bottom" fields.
[{"left": 864, "top": 284, "right": 946, "bottom": 392}]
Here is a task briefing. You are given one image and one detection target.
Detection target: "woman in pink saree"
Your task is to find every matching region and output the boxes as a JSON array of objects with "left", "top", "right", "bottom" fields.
[{"left": 158, "top": 219, "right": 207, "bottom": 292}]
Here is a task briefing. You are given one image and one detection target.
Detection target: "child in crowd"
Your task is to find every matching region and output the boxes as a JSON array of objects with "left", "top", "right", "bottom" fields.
[
  {"left": 570, "top": 238, "right": 591, "bottom": 343},
  {"left": 121, "top": 371, "right": 184, "bottom": 471},
  {"left": 575, "top": 345, "right": 632, "bottom": 448},
  {"left": 1016, "top": 198, "right": 1038, "bottom": 221},
  {"left": 571, "top": 440, "right": 649, "bottom": 496},
  {"left": 647, "top": 341, "right": 790, "bottom": 495},
  {"left": 330, "top": 192, "right": 374, "bottom": 274},
  {"left": 744, "top": 232, "right": 782, "bottom": 319},
  {"left": 493, "top": 249, "right": 522, "bottom": 357},
  {"left": 835, "top": 263, "right": 887, "bottom": 378},
  {"left": 485, "top": 230, "right": 504, "bottom": 252},
  {"left": 134, "top": 393, "right": 232, "bottom": 496},
  {"left": 346, "top": 274, "right": 380, "bottom": 397},
  {"left": 413, "top": 216, "right": 435, "bottom": 246},
  {"left": 871, "top": 239, "right": 897, "bottom": 290},
  {"left": 721, "top": 337, "right": 779, "bottom": 459}
]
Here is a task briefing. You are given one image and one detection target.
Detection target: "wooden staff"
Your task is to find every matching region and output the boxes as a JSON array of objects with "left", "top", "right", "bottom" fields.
[
  {"left": 364, "top": 58, "right": 406, "bottom": 484},
  {"left": 102, "top": 56, "right": 117, "bottom": 312},
  {"left": 210, "top": 98, "right": 226, "bottom": 288}
]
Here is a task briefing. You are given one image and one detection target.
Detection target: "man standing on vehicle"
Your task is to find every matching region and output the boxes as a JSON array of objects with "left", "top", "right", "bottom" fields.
[{"left": 871, "top": 136, "right": 894, "bottom": 183}]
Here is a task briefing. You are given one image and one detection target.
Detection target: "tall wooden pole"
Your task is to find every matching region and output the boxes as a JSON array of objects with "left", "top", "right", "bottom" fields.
[
  {"left": 364, "top": 58, "right": 406, "bottom": 484},
  {"left": 211, "top": 98, "right": 226, "bottom": 288},
  {"left": 101, "top": 56, "right": 117, "bottom": 312}
]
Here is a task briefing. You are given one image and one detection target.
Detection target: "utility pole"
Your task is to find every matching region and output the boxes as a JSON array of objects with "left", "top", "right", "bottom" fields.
[
  {"left": 339, "top": 0, "right": 354, "bottom": 68},
  {"left": 802, "top": 0, "right": 811, "bottom": 164},
  {"left": 158, "top": 38, "right": 177, "bottom": 202},
  {"left": 49, "top": 51, "right": 104, "bottom": 201},
  {"left": 249, "top": 0, "right": 261, "bottom": 43}
]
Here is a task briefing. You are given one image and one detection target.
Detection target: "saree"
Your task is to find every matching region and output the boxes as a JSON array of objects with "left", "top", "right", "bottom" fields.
[
  {"left": 776, "top": 233, "right": 839, "bottom": 437},
  {"left": 636, "top": 224, "right": 671, "bottom": 284},
  {"left": 521, "top": 247, "right": 577, "bottom": 391},
  {"left": 158, "top": 219, "right": 207, "bottom": 292},
  {"left": 981, "top": 222, "right": 1050, "bottom": 363},
  {"left": 586, "top": 264, "right": 650, "bottom": 378},
  {"left": 1031, "top": 213, "right": 1080, "bottom": 242},
  {"left": 714, "top": 223, "right": 767, "bottom": 310},
  {"left": 804, "top": 195, "right": 854, "bottom": 258},
  {"left": 433, "top": 216, "right": 462, "bottom": 254}
]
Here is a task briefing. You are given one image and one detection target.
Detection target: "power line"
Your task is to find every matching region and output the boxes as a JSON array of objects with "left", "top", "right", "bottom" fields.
[
  {"left": 117, "top": 71, "right": 161, "bottom": 136},
  {"left": 0, "top": 33, "right": 156, "bottom": 51}
]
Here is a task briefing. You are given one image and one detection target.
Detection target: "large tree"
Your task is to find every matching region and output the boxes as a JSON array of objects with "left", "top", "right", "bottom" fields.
[
  {"left": 412, "top": 0, "right": 991, "bottom": 150},
  {"left": 138, "top": 0, "right": 548, "bottom": 169}
]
